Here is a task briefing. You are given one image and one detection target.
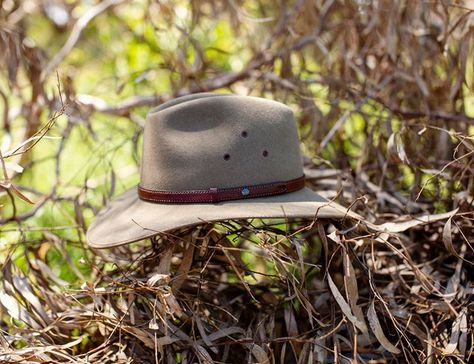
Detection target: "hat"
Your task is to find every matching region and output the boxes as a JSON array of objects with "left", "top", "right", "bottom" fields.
[{"left": 86, "top": 93, "right": 361, "bottom": 248}]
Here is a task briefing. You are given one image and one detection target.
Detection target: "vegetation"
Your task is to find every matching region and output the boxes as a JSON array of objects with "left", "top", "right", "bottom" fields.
[{"left": 0, "top": 0, "right": 473, "bottom": 362}]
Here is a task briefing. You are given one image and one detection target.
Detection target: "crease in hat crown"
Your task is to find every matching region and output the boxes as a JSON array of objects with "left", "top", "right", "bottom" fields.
[{"left": 139, "top": 93, "right": 304, "bottom": 193}]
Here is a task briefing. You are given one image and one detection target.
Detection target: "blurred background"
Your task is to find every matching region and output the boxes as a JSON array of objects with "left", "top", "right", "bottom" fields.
[{"left": 0, "top": 0, "right": 473, "bottom": 362}]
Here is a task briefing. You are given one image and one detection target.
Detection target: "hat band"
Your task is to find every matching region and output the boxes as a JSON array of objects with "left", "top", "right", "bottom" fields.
[{"left": 138, "top": 175, "right": 306, "bottom": 204}]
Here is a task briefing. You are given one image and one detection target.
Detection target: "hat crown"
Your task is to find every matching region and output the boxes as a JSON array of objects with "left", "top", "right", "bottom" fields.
[{"left": 140, "top": 94, "right": 304, "bottom": 191}]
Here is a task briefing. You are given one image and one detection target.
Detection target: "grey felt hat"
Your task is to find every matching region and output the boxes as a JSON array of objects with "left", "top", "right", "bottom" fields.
[{"left": 86, "top": 93, "right": 360, "bottom": 248}]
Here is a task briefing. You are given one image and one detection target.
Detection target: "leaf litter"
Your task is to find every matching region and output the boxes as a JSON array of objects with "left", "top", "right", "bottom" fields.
[{"left": 0, "top": 206, "right": 472, "bottom": 363}]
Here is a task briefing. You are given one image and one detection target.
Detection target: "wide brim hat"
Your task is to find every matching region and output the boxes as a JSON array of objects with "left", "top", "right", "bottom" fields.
[{"left": 87, "top": 93, "right": 362, "bottom": 248}]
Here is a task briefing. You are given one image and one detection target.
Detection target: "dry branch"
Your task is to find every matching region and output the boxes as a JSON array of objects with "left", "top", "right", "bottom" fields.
[{"left": 0, "top": 1, "right": 473, "bottom": 363}]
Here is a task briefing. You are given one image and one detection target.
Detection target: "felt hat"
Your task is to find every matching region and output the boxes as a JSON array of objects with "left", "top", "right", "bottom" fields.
[{"left": 87, "top": 93, "right": 361, "bottom": 248}]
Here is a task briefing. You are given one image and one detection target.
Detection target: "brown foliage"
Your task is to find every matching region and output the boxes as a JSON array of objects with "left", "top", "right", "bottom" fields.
[{"left": 0, "top": 0, "right": 473, "bottom": 363}]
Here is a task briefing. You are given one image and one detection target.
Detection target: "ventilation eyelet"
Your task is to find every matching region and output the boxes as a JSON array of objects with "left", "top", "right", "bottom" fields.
[
  {"left": 241, "top": 131, "right": 248, "bottom": 138},
  {"left": 223, "top": 154, "right": 231, "bottom": 161},
  {"left": 262, "top": 150, "right": 269, "bottom": 157}
]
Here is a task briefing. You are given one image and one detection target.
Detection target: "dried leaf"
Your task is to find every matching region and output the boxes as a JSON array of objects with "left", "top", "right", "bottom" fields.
[
  {"left": 4, "top": 162, "right": 23, "bottom": 173},
  {"left": 442, "top": 213, "right": 457, "bottom": 256},
  {"left": 162, "top": 291, "right": 183, "bottom": 318},
  {"left": 367, "top": 301, "right": 401, "bottom": 354},
  {"left": 9, "top": 184, "right": 34, "bottom": 204},
  {"left": 195, "top": 314, "right": 218, "bottom": 354},
  {"left": 343, "top": 250, "right": 369, "bottom": 335},
  {"left": 12, "top": 276, "right": 49, "bottom": 324},
  {"left": 147, "top": 273, "right": 171, "bottom": 287},
  {"left": 292, "top": 237, "right": 305, "bottom": 283},
  {"left": 442, "top": 307, "right": 467, "bottom": 355},
  {"left": 246, "top": 343, "right": 270, "bottom": 364},
  {"left": 172, "top": 239, "right": 195, "bottom": 291},
  {"left": 207, "top": 326, "right": 245, "bottom": 342},
  {"left": 121, "top": 325, "right": 156, "bottom": 349},
  {"left": 30, "top": 259, "right": 69, "bottom": 287},
  {"left": 327, "top": 274, "right": 367, "bottom": 333},
  {"left": 195, "top": 345, "right": 213, "bottom": 363},
  {"left": 284, "top": 306, "right": 299, "bottom": 337},
  {"left": 374, "top": 208, "right": 459, "bottom": 233},
  {"left": 387, "top": 132, "right": 409, "bottom": 164},
  {"left": 0, "top": 292, "right": 40, "bottom": 328},
  {"left": 458, "top": 308, "right": 468, "bottom": 357},
  {"left": 157, "top": 245, "right": 174, "bottom": 274}
]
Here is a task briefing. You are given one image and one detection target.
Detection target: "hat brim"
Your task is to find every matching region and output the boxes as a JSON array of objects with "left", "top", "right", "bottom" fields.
[{"left": 86, "top": 187, "right": 363, "bottom": 248}]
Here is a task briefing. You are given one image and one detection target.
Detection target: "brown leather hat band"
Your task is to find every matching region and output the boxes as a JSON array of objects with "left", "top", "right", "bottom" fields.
[{"left": 138, "top": 175, "right": 306, "bottom": 204}]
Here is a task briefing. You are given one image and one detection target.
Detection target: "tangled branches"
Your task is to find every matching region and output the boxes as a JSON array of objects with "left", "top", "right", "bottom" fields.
[
  {"left": 0, "top": 0, "right": 473, "bottom": 363},
  {"left": 0, "top": 215, "right": 472, "bottom": 362}
]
